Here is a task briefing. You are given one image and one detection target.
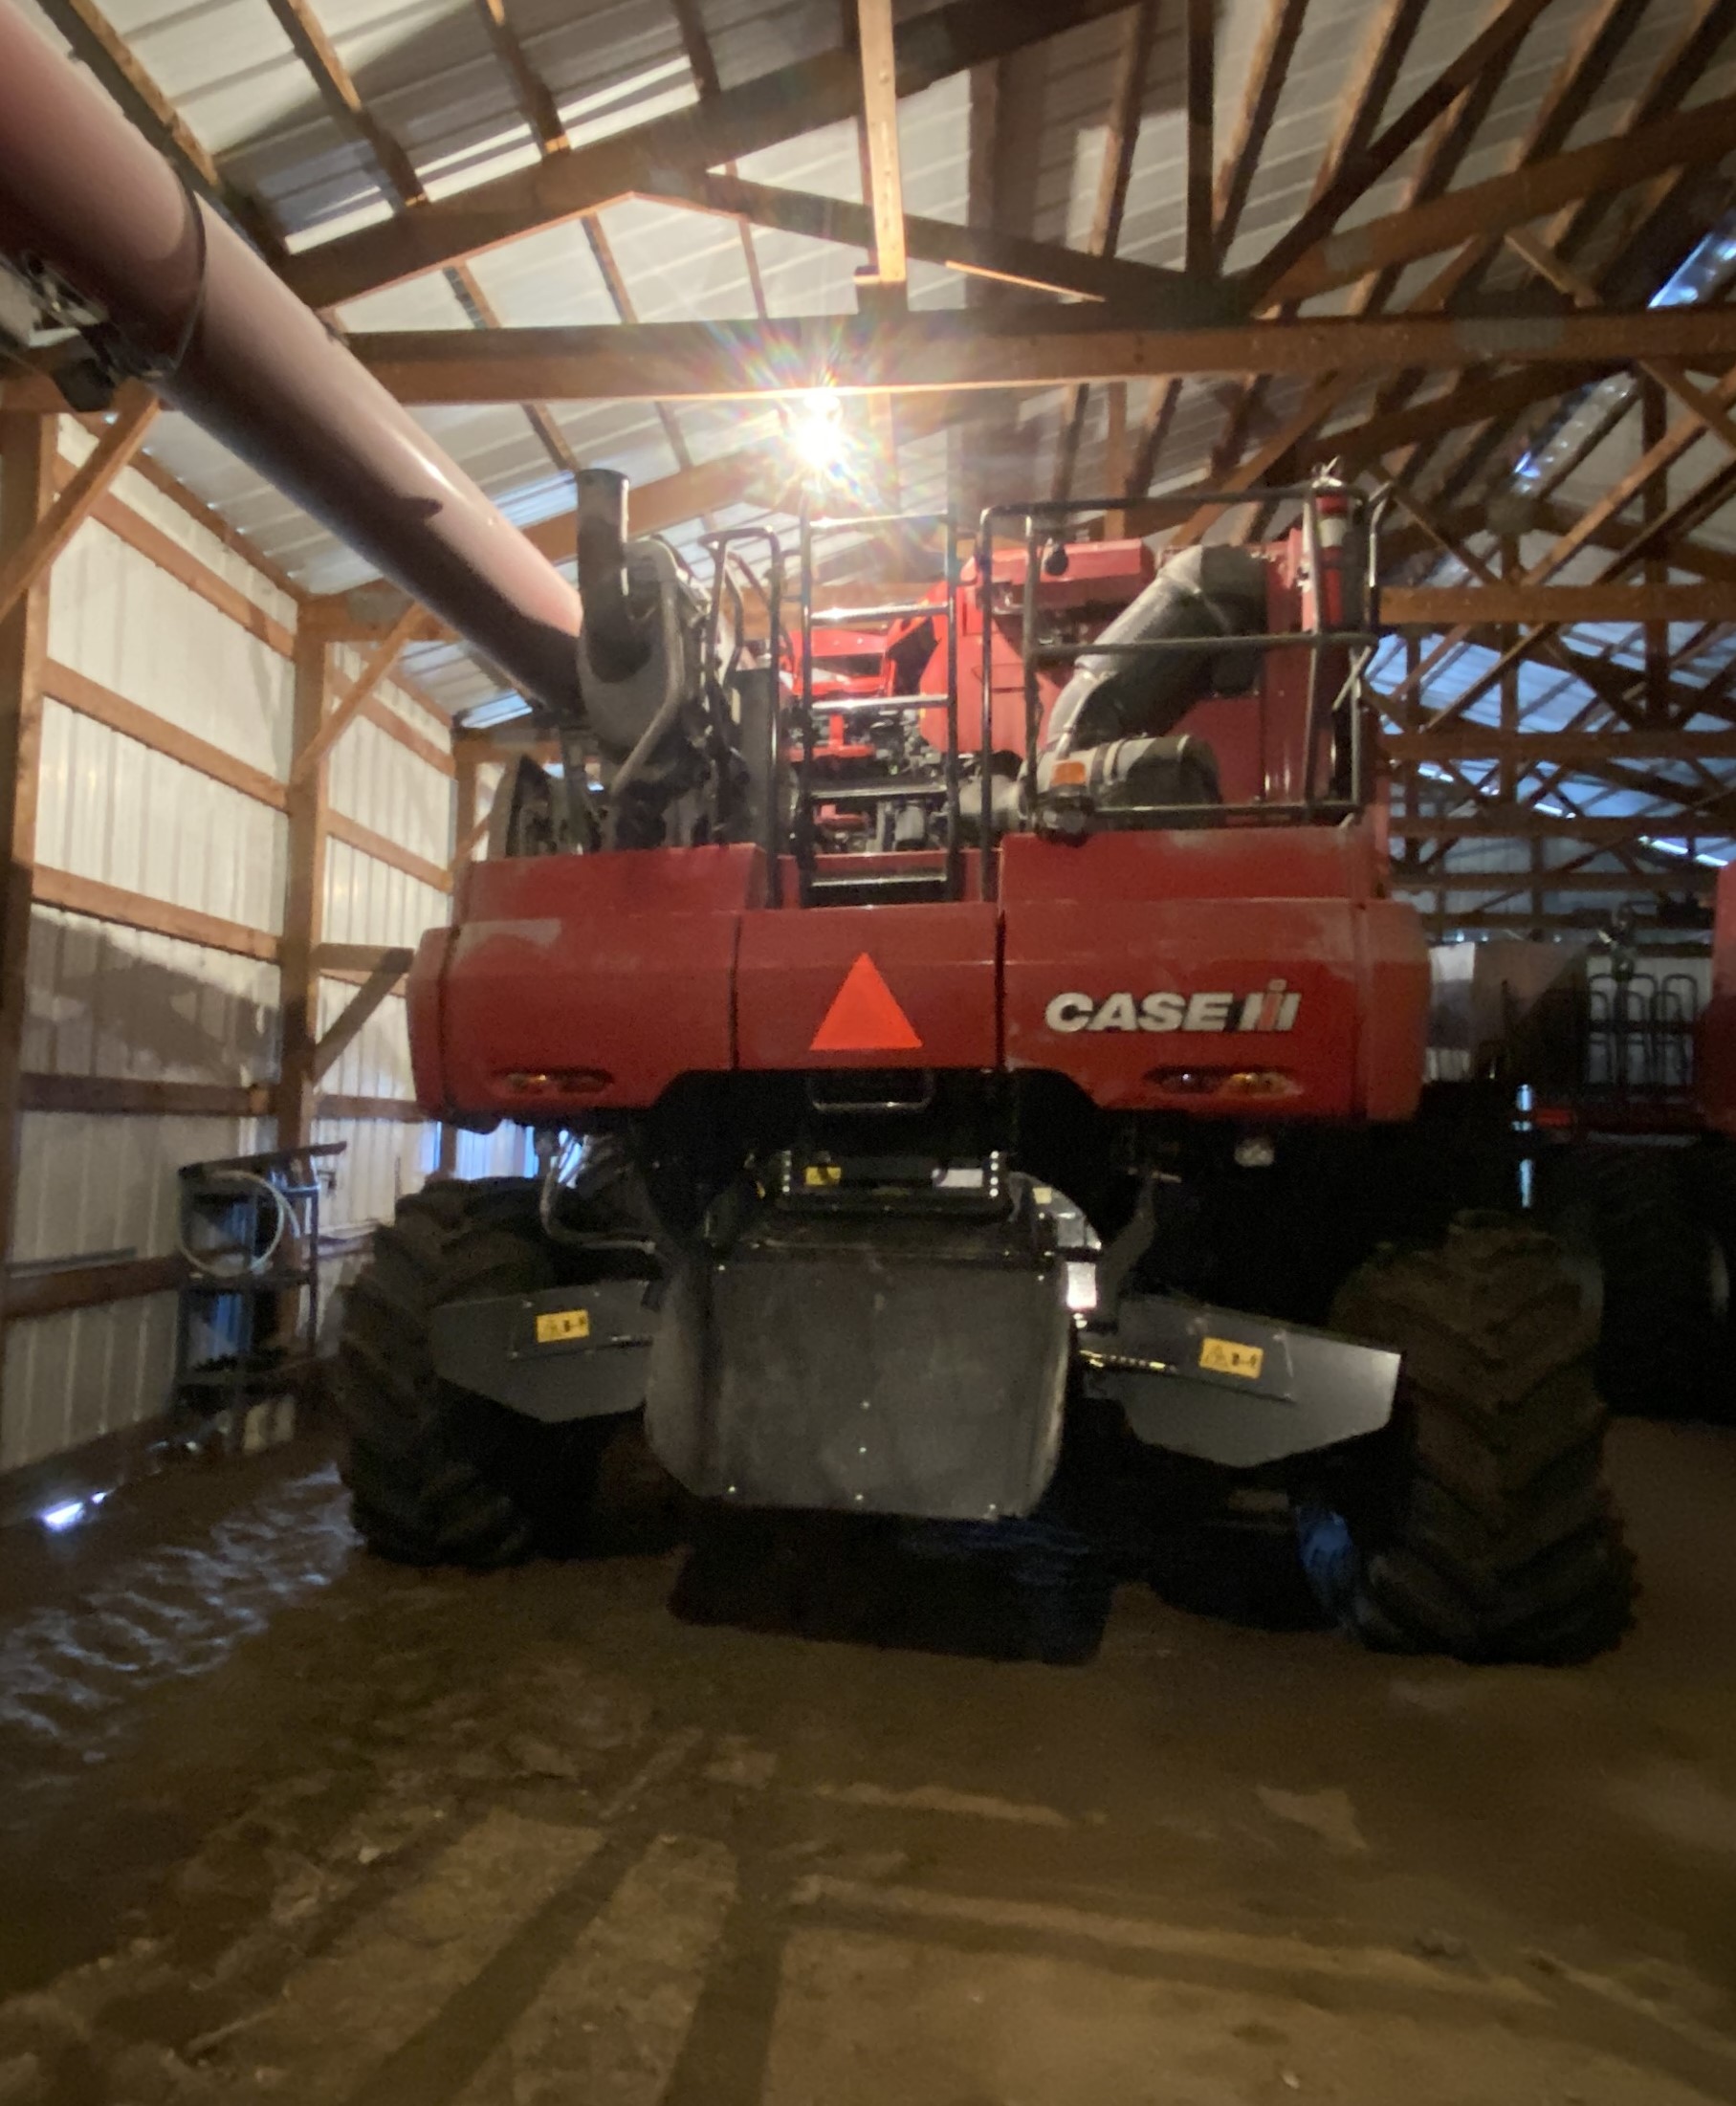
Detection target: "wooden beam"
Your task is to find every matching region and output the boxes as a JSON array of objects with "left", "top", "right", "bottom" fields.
[
  {"left": 1396, "top": 378, "right": 1736, "bottom": 723},
  {"left": 275, "top": 627, "right": 329, "bottom": 1153},
  {"left": 6, "top": 1253, "right": 185, "bottom": 1323},
  {"left": 1265, "top": 91, "right": 1736, "bottom": 304},
  {"left": 353, "top": 308, "right": 1736, "bottom": 403},
  {"left": 19, "top": 1074, "right": 272, "bottom": 1117},
  {"left": 1389, "top": 814, "right": 1736, "bottom": 843},
  {"left": 33, "top": 867, "right": 280, "bottom": 962},
  {"left": 1384, "top": 730, "right": 1736, "bottom": 763},
  {"left": 1503, "top": 227, "right": 1736, "bottom": 455},
  {"left": 0, "top": 389, "right": 159, "bottom": 627},
  {"left": 280, "top": 0, "right": 1138, "bottom": 308},
  {"left": 314, "top": 1094, "right": 427, "bottom": 1124},
  {"left": 1384, "top": 501, "right": 1736, "bottom": 589},
  {"left": 472, "top": 0, "right": 566, "bottom": 154},
  {"left": 667, "top": 0, "right": 774, "bottom": 321},
  {"left": 263, "top": 0, "right": 427, "bottom": 206},
  {"left": 0, "top": 414, "right": 55, "bottom": 1347},
  {"left": 1212, "top": 0, "right": 1308, "bottom": 269},
  {"left": 1390, "top": 868, "right": 1715, "bottom": 895},
  {"left": 1054, "top": 1, "right": 1159, "bottom": 501},
  {"left": 309, "top": 952, "right": 410, "bottom": 1086},
  {"left": 32, "top": 0, "right": 278, "bottom": 253},
  {"left": 643, "top": 172, "right": 1227, "bottom": 316},
  {"left": 314, "top": 942, "right": 417, "bottom": 977},
  {"left": 1385, "top": 584, "right": 1736, "bottom": 626},
  {"left": 1246, "top": 0, "right": 1559, "bottom": 302},
  {"left": 1547, "top": 0, "right": 1736, "bottom": 261},
  {"left": 44, "top": 662, "right": 288, "bottom": 810},
  {"left": 324, "top": 811, "right": 452, "bottom": 894},
  {"left": 856, "top": 0, "right": 907, "bottom": 287},
  {"left": 293, "top": 603, "right": 426, "bottom": 785}
]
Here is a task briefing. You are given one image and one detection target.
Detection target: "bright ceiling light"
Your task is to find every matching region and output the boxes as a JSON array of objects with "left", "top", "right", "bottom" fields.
[{"left": 790, "top": 389, "right": 846, "bottom": 478}]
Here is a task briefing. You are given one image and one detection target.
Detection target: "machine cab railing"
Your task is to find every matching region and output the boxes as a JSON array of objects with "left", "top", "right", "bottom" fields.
[{"left": 705, "top": 476, "right": 1386, "bottom": 910}]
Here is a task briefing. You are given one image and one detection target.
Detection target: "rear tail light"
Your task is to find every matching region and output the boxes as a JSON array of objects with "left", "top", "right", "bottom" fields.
[
  {"left": 1147, "top": 1067, "right": 1299, "bottom": 1099},
  {"left": 499, "top": 1068, "right": 612, "bottom": 1099}
]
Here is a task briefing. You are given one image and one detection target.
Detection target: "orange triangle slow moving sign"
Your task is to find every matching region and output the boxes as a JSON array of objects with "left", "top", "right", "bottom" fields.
[{"left": 808, "top": 953, "right": 923, "bottom": 1054}]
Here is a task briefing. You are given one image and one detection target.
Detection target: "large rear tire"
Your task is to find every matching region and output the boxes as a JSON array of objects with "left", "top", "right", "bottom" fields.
[
  {"left": 1540, "top": 1144, "right": 1716, "bottom": 1420},
  {"left": 337, "top": 1178, "right": 620, "bottom": 1567},
  {"left": 1298, "top": 1218, "right": 1634, "bottom": 1664}
]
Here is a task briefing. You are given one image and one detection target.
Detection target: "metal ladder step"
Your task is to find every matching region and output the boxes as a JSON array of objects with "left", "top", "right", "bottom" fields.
[{"left": 796, "top": 692, "right": 950, "bottom": 717}]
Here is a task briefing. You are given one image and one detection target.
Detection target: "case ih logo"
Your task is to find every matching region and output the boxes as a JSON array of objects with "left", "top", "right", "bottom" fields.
[{"left": 1044, "top": 982, "right": 1303, "bottom": 1036}]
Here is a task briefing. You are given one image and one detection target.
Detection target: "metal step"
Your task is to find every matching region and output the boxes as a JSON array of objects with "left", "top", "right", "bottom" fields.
[
  {"left": 807, "top": 780, "right": 951, "bottom": 803},
  {"left": 797, "top": 691, "right": 952, "bottom": 717},
  {"left": 809, "top": 869, "right": 952, "bottom": 899}
]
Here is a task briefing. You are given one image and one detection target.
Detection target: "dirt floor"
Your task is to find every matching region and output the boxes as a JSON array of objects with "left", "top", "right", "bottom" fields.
[{"left": 1, "top": 1415, "right": 1734, "bottom": 2106}]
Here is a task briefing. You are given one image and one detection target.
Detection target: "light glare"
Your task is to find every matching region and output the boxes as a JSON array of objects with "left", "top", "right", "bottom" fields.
[{"left": 791, "top": 389, "right": 846, "bottom": 477}]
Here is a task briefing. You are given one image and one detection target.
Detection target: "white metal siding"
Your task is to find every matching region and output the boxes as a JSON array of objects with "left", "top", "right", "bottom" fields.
[
  {"left": 35, "top": 697, "right": 287, "bottom": 934},
  {"left": 327, "top": 712, "right": 453, "bottom": 866},
  {"left": 57, "top": 423, "right": 297, "bottom": 632},
  {"left": 1, "top": 1297, "right": 181, "bottom": 1475},
  {"left": 5, "top": 439, "right": 300, "bottom": 1481},
  {"left": 23, "top": 905, "right": 279, "bottom": 1085}
]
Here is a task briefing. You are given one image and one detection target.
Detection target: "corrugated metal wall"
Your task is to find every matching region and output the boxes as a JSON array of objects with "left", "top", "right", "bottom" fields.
[{"left": 0, "top": 421, "right": 524, "bottom": 1478}]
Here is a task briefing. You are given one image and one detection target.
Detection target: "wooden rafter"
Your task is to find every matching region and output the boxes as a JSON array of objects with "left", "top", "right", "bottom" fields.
[
  {"left": 856, "top": 0, "right": 907, "bottom": 288},
  {"left": 1244, "top": 0, "right": 1559, "bottom": 303},
  {"left": 1503, "top": 228, "right": 1736, "bottom": 455},
  {"left": 1269, "top": 91, "right": 1736, "bottom": 304},
  {"left": 472, "top": 0, "right": 565, "bottom": 154},
  {"left": 267, "top": 0, "right": 580, "bottom": 479},
  {"left": 263, "top": 0, "right": 426, "bottom": 206},
  {"left": 1394, "top": 369, "right": 1736, "bottom": 720},
  {"left": 666, "top": 0, "right": 772, "bottom": 320},
  {"left": 33, "top": 0, "right": 280, "bottom": 254},
  {"left": 280, "top": 0, "right": 1137, "bottom": 309},
  {"left": 642, "top": 173, "right": 1226, "bottom": 315},
  {"left": 1205, "top": 0, "right": 1428, "bottom": 497},
  {"left": 1054, "top": 2, "right": 1159, "bottom": 500},
  {"left": 1547, "top": 0, "right": 1736, "bottom": 262},
  {"left": 1386, "top": 586, "right": 1736, "bottom": 626},
  {"left": 351, "top": 308, "right": 1736, "bottom": 405}
]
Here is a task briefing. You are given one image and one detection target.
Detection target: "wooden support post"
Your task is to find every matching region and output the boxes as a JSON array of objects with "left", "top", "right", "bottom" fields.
[
  {"left": 275, "top": 621, "right": 331, "bottom": 1155},
  {"left": 1499, "top": 535, "right": 1520, "bottom": 802},
  {"left": 1641, "top": 375, "right": 1668, "bottom": 726},
  {"left": 0, "top": 413, "right": 55, "bottom": 1344},
  {"left": 0, "top": 386, "right": 158, "bottom": 627}
]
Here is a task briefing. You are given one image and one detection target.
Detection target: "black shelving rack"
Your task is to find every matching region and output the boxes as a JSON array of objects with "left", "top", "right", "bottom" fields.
[{"left": 172, "top": 1142, "right": 346, "bottom": 1435}]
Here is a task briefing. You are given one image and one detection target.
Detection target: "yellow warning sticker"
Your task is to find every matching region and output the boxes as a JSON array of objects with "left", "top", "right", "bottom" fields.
[
  {"left": 803, "top": 1163, "right": 844, "bottom": 1188},
  {"left": 535, "top": 1307, "right": 591, "bottom": 1346},
  {"left": 1199, "top": 1336, "right": 1264, "bottom": 1381}
]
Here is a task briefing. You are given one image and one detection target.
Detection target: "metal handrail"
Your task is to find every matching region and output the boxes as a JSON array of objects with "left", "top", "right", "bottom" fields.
[{"left": 974, "top": 472, "right": 1389, "bottom": 894}]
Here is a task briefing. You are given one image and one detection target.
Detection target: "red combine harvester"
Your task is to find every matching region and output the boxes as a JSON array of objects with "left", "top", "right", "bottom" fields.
[{"left": 339, "top": 472, "right": 1633, "bottom": 1664}]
